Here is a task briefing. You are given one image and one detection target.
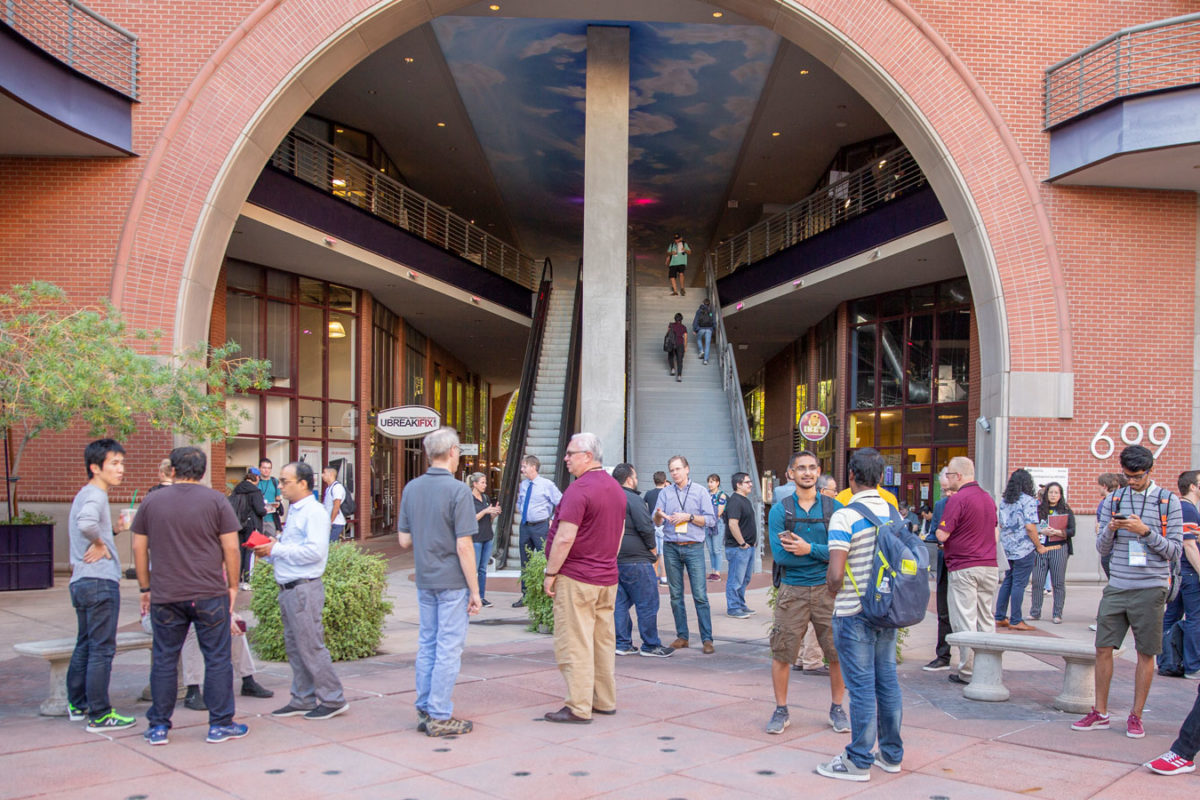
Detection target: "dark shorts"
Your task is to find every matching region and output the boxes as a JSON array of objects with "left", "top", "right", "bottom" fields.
[
  {"left": 1095, "top": 584, "right": 1168, "bottom": 655},
  {"left": 668, "top": 264, "right": 686, "bottom": 278},
  {"left": 770, "top": 584, "right": 837, "bottom": 665}
]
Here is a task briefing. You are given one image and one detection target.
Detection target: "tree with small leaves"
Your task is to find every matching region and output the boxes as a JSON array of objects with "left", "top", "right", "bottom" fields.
[{"left": 0, "top": 281, "right": 271, "bottom": 518}]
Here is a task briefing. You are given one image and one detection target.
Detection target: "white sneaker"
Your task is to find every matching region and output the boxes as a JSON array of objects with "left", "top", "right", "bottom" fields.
[{"left": 816, "top": 753, "right": 871, "bottom": 782}]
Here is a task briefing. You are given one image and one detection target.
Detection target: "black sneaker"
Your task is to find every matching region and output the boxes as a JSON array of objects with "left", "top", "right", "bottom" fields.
[
  {"left": 481, "top": 598, "right": 494, "bottom": 608},
  {"left": 271, "top": 703, "right": 313, "bottom": 717},
  {"left": 512, "top": 598, "right": 525, "bottom": 608},
  {"left": 640, "top": 645, "right": 675, "bottom": 658},
  {"left": 304, "top": 703, "right": 349, "bottom": 720},
  {"left": 183, "top": 688, "right": 206, "bottom": 711},
  {"left": 241, "top": 678, "right": 274, "bottom": 698},
  {"left": 922, "top": 658, "right": 951, "bottom": 672},
  {"left": 615, "top": 646, "right": 639, "bottom": 656}
]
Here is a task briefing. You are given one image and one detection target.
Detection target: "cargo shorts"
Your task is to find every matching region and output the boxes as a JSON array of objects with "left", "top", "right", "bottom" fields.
[{"left": 770, "top": 583, "right": 837, "bottom": 665}]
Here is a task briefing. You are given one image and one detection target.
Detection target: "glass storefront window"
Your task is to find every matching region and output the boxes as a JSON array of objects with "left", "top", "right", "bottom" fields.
[
  {"left": 934, "top": 404, "right": 968, "bottom": 443},
  {"left": 879, "top": 318, "right": 904, "bottom": 407},
  {"left": 225, "top": 437, "right": 262, "bottom": 492},
  {"left": 329, "top": 401, "right": 357, "bottom": 439},
  {"left": 849, "top": 411, "right": 875, "bottom": 448},
  {"left": 297, "top": 399, "right": 322, "bottom": 438},
  {"left": 266, "top": 301, "right": 291, "bottom": 388},
  {"left": 227, "top": 292, "right": 261, "bottom": 360},
  {"left": 849, "top": 298, "right": 875, "bottom": 324},
  {"left": 229, "top": 395, "right": 259, "bottom": 435},
  {"left": 936, "top": 309, "right": 970, "bottom": 402},
  {"left": 298, "top": 306, "right": 325, "bottom": 396},
  {"left": 852, "top": 324, "right": 876, "bottom": 409},
  {"left": 906, "top": 314, "right": 933, "bottom": 404},
  {"left": 904, "top": 407, "right": 932, "bottom": 445},
  {"left": 328, "top": 311, "right": 356, "bottom": 400},
  {"left": 877, "top": 410, "right": 902, "bottom": 447}
]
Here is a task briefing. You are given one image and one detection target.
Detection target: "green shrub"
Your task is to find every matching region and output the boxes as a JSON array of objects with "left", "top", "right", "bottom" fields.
[
  {"left": 5, "top": 510, "right": 52, "bottom": 525},
  {"left": 520, "top": 545, "right": 554, "bottom": 633},
  {"left": 249, "top": 543, "right": 393, "bottom": 662}
]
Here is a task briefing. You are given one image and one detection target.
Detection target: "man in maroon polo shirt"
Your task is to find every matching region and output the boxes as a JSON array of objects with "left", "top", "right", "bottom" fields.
[
  {"left": 542, "top": 432, "right": 627, "bottom": 724},
  {"left": 936, "top": 456, "right": 999, "bottom": 685}
]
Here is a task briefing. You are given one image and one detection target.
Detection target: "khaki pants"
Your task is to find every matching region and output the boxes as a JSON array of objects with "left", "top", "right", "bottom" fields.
[
  {"left": 553, "top": 575, "right": 617, "bottom": 718},
  {"left": 947, "top": 565, "right": 998, "bottom": 676}
]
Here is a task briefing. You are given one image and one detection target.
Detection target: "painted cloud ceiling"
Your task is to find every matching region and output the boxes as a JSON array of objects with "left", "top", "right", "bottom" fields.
[{"left": 432, "top": 17, "right": 779, "bottom": 278}]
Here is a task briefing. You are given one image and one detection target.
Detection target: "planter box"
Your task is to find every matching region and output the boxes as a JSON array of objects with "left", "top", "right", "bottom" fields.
[{"left": 0, "top": 524, "right": 54, "bottom": 590}]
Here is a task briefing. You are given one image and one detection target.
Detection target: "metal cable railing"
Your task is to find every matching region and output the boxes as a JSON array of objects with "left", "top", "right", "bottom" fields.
[
  {"left": 271, "top": 128, "right": 538, "bottom": 290},
  {"left": 1044, "top": 12, "right": 1200, "bottom": 129},
  {"left": 3, "top": 0, "right": 138, "bottom": 99},
  {"left": 705, "top": 257, "right": 763, "bottom": 567},
  {"left": 710, "top": 145, "right": 926, "bottom": 278}
]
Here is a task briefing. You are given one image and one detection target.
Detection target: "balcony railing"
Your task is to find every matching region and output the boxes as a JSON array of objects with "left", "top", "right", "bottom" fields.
[
  {"left": 1044, "top": 12, "right": 1200, "bottom": 129},
  {"left": 3, "top": 0, "right": 138, "bottom": 99},
  {"left": 710, "top": 145, "right": 926, "bottom": 278},
  {"left": 271, "top": 128, "right": 537, "bottom": 290}
]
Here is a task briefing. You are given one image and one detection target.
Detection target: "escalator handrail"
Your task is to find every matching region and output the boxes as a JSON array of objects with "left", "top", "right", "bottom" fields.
[
  {"left": 553, "top": 273, "right": 584, "bottom": 489},
  {"left": 493, "top": 257, "right": 554, "bottom": 569}
]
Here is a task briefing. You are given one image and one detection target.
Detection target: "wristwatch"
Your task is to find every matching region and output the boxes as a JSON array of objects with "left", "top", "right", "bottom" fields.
[{"left": 139, "top": 587, "right": 151, "bottom": 593}]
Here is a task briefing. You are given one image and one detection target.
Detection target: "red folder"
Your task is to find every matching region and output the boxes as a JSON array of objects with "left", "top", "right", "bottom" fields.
[{"left": 243, "top": 530, "right": 271, "bottom": 548}]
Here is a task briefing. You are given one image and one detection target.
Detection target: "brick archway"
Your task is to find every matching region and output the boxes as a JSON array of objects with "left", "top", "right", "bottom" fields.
[{"left": 113, "top": 0, "right": 1072, "bottom": 487}]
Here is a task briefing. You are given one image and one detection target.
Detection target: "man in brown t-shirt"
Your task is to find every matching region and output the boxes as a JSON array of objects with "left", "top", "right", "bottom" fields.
[
  {"left": 935, "top": 456, "right": 999, "bottom": 683},
  {"left": 132, "top": 446, "right": 243, "bottom": 745},
  {"left": 542, "top": 432, "right": 626, "bottom": 724}
]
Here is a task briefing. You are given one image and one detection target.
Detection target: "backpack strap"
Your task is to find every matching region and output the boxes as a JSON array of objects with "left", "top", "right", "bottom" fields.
[
  {"left": 782, "top": 493, "right": 799, "bottom": 533},
  {"left": 842, "top": 501, "right": 904, "bottom": 597},
  {"left": 820, "top": 495, "right": 834, "bottom": 527}
]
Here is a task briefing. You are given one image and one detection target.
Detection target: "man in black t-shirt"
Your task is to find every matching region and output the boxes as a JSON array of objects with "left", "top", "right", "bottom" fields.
[{"left": 724, "top": 472, "right": 758, "bottom": 618}]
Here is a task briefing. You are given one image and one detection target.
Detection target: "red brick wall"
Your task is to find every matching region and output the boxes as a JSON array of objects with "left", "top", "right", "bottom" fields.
[{"left": 1, "top": 0, "right": 1197, "bottom": 510}]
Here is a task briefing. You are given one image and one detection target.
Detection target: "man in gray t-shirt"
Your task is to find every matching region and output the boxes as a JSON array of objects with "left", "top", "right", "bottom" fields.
[
  {"left": 67, "top": 439, "right": 137, "bottom": 732},
  {"left": 397, "top": 427, "right": 481, "bottom": 738}
]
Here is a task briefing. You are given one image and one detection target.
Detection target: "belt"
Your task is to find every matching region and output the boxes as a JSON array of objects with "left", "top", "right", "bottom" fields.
[
  {"left": 522, "top": 519, "right": 549, "bottom": 526},
  {"left": 279, "top": 577, "right": 319, "bottom": 590},
  {"left": 667, "top": 540, "right": 702, "bottom": 546}
]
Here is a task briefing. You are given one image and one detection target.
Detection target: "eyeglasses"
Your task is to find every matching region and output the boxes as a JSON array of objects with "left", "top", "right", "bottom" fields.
[
  {"left": 945, "top": 472, "right": 960, "bottom": 478},
  {"left": 1123, "top": 470, "right": 1149, "bottom": 481},
  {"left": 565, "top": 450, "right": 586, "bottom": 457}
]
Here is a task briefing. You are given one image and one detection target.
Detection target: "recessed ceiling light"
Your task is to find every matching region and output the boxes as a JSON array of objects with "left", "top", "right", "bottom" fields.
[
  {"left": 878, "top": 159, "right": 888, "bottom": 168},
  {"left": 437, "top": 122, "right": 446, "bottom": 127},
  {"left": 771, "top": 131, "right": 781, "bottom": 137},
  {"left": 367, "top": 89, "right": 377, "bottom": 95},
  {"left": 332, "top": 178, "right": 346, "bottom": 187},
  {"left": 799, "top": 69, "right": 809, "bottom": 75},
  {"left": 335, "top": 128, "right": 344, "bottom": 133},
  {"left": 712, "top": 11, "right": 723, "bottom": 17},
  {"left": 404, "top": 57, "right": 414, "bottom": 63},
  {"left": 835, "top": 121, "right": 847, "bottom": 128},
  {"left": 488, "top": 3, "right": 500, "bottom": 10}
]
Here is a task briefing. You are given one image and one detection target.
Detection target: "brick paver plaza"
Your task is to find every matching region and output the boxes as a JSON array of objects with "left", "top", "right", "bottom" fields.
[{"left": 1, "top": 539, "right": 1196, "bottom": 799}]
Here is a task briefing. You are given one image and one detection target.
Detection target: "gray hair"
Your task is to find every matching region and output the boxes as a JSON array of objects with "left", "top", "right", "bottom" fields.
[
  {"left": 467, "top": 471, "right": 486, "bottom": 487},
  {"left": 816, "top": 473, "right": 836, "bottom": 493},
  {"left": 569, "top": 432, "right": 602, "bottom": 463},
  {"left": 423, "top": 427, "right": 460, "bottom": 461},
  {"left": 938, "top": 466, "right": 950, "bottom": 487}
]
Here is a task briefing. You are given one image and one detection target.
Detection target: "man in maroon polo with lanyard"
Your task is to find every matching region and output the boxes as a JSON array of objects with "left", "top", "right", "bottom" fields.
[
  {"left": 935, "top": 456, "right": 999, "bottom": 685},
  {"left": 542, "top": 432, "right": 627, "bottom": 724}
]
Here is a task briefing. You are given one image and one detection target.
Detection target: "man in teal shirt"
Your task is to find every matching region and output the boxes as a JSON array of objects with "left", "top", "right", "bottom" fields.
[{"left": 765, "top": 450, "right": 848, "bottom": 736}]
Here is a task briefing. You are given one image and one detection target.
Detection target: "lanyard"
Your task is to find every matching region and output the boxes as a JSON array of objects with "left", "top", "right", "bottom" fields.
[{"left": 673, "top": 483, "right": 692, "bottom": 514}]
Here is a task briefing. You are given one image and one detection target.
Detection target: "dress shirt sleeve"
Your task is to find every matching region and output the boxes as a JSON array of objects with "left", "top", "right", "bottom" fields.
[
  {"left": 269, "top": 508, "right": 330, "bottom": 567},
  {"left": 547, "top": 480, "right": 563, "bottom": 508}
]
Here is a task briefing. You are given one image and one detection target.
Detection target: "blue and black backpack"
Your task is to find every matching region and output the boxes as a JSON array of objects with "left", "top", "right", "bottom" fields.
[{"left": 844, "top": 502, "right": 930, "bottom": 629}]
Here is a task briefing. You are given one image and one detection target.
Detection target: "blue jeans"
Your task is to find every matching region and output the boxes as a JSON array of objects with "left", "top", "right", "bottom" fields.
[
  {"left": 1163, "top": 570, "right": 1200, "bottom": 674},
  {"left": 664, "top": 542, "right": 713, "bottom": 643},
  {"left": 704, "top": 524, "right": 723, "bottom": 574},
  {"left": 724, "top": 546, "right": 754, "bottom": 614},
  {"left": 415, "top": 587, "right": 469, "bottom": 720},
  {"left": 615, "top": 561, "right": 662, "bottom": 650},
  {"left": 66, "top": 578, "right": 120, "bottom": 718},
  {"left": 149, "top": 595, "right": 234, "bottom": 728},
  {"left": 995, "top": 550, "right": 1036, "bottom": 625},
  {"left": 329, "top": 523, "right": 345, "bottom": 543},
  {"left": 697, "top": 327, "right": 713, "bottom": 360},
  {"left": 473, "top": 539, "right": 493, "bottom": 600},
  {"left": 833, "top": 614, "right": 903, "bottom": 769}
]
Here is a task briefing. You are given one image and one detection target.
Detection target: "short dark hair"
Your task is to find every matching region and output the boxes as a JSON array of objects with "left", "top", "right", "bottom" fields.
[
  {"left": 1179, "top": 470, "right": 1200, "bottom": 496},
  {"left": 1119, "top": 445, "right": 1154, "bottom": 474},
  {"left": 847, "top": 448, "right": 885, "bottom": 488},
  {"left": 612, "top": 463, "right": 636, "bottom": 485},
  {"left": 732, "top": 471, "right": 750, "bottom": 488},
  {"left": 707, "top": 473, "right": 720, "bottom": 484},
  {"left": 788, "top": 450, "right": 818, "bottom": 470},
  {"left": 287, "top": 461, "right": 315, "bottom": 492},
  {"left": 522, "top": 455, "right": 540, "bottom": 471},
  {"left": 169, "top": 446, "right": 207, "bottom": 480},
  {"left": 653, "top": 471, "right": 667, "bottom": 486},
  {"left": 84, "top": 438, "right": 125, "bottom": 480},
  {"left": 259, "top": 457, "right": 272, "bottom": 467},
  {"left": 673, "top": 312, "right": 683, "bottom": 322}
]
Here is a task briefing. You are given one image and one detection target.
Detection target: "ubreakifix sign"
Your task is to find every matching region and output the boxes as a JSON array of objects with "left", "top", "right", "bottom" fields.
[{"left": 375, "top": 406, "right": 441, "bottom": 439}]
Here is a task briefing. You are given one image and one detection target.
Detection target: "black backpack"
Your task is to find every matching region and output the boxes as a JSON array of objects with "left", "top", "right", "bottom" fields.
[
  {"left": 697, "top": 305, "right": 714, "bottom": 328},
  {"left": 772, "top": 493, "right": 835, "bottom": 588},
  {"left": 229, "top": 491, "right": 257, "bottom": 536},
  {"left": 334, "top": 481, "right": 356, "bottom": 517}
]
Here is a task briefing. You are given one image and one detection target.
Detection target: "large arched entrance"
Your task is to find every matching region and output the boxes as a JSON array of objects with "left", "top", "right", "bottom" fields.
[{"left": 111, "top": 0, "right": 1073, "bottom": 489}]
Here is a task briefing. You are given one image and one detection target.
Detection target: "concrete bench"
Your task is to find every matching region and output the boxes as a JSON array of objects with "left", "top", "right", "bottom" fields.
[
  {"left": 14, "top": 632, "right": 153, "bottom": 716},
  {"left": 945, "top": 631, "right": 1096, "bottom": 714}
]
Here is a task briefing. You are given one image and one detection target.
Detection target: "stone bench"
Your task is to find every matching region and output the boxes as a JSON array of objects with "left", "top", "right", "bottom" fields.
[
  {"left": 14, "top": 632, "right": 153, "bottom": 716},
  {"left": 945, "top": 631, "right": 1096, "bottom": 714}
]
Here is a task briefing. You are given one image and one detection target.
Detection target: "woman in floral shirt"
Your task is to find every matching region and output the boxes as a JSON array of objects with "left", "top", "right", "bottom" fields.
[{"left": 994, "top": 469, "right": 1047, "bottom": 631}]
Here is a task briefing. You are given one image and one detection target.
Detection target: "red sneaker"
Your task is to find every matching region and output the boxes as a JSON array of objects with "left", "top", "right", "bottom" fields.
[
  {"left": 1126, "top": 713, "right": 1145, "bottom": 739},
  {"left": 1146, "top": 750, "right": 1195, "bottom": 775},
  {"left": 1070, "top": 708, "right": 1110, "bottom": 731}
]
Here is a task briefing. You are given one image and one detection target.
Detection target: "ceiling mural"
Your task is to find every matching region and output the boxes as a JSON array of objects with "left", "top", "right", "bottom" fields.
[{"left": 432, "top": 17, "right": 779, "bottom": 281}]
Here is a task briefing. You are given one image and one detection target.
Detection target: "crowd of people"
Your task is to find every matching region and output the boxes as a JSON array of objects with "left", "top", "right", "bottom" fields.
[{"left": 59, "top": 428, "right": 1200, "bottom": 781}]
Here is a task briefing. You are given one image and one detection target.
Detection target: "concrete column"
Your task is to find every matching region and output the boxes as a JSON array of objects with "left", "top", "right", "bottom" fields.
[{"left": 581, "top": 26, "right": 630, "bottom": 463}]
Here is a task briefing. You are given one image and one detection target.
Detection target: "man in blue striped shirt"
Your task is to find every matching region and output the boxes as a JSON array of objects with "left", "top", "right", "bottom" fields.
[
  {"left": 653, "top": 456, "right": 717, "bottom": 654},
  {"left": 514, "top": 455, "right": 562, "bottom": 608},
  {"left": 819, "top": 448, "right": 902, "bottom": 782}
]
